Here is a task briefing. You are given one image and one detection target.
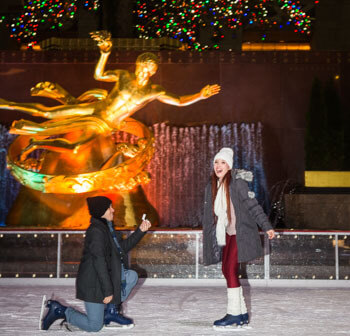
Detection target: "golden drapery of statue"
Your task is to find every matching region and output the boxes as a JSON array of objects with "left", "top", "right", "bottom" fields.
[{"left": 0, "top": 31, "right": 220, "bottom": 228}]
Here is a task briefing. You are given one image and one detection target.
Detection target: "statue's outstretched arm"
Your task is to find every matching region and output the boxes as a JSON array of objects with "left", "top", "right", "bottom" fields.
[
  {"left": 0, "top": 97, "right": 95, "bottom": 119},
  {"left": 30, "top": 82, "right": 108, "bottom": 104},
  {"left": 157, "top": 84, "right": 221, "bottom": 106},
  {"left": 90, "top": 31, "right": 119, "bottom": 82},
  {"left": 31, "top": 82, "right": 77, "bottom": 105}
]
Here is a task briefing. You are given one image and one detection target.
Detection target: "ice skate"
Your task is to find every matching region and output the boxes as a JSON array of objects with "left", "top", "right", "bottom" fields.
[
  {"left": 41, "top": 299, "right": 67, "bottom": 330},
  {"left": 213, "top": 314, "right": 244, "bottom": 331},
  {"left": 213, "top": 287, "right": 245, "bottom": 331},
  {"left": 104, "top": 303, "right": 134, "bottom": 329}
]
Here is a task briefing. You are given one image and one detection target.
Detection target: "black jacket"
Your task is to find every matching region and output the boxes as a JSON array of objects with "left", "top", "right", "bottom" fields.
[
  {"left": 202, "top": 169, "right": 273, "bottom": 265},
  {"left": 76, "top": 217, "right": 146, "bottom": 304}
]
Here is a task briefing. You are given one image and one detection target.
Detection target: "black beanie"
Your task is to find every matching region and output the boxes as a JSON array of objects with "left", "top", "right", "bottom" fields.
[{"left": 86, "top": 196, "right": 112, "bottom": 218}]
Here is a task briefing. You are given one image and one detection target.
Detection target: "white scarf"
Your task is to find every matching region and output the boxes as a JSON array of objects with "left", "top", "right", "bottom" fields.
[{"left": 214, "top": 182, "right": 228, "bottom": 246}]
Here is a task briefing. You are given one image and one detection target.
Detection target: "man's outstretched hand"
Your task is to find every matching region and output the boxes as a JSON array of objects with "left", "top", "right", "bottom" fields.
[{"left": 140, "top": 220, "right": 152, "bottom": 232}]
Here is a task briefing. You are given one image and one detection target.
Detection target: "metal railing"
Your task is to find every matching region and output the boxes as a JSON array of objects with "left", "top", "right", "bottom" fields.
[{"left": 0, "top": 230, "right": 349, "bottom": 281}]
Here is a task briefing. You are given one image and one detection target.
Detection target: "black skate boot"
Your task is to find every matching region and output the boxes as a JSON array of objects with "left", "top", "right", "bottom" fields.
[
  {"left": 104, "top": 303, "right": 134, "bottom": 329},
  {"left": 213, "top": 314, "right": 243, "bottom": 329},
  {"left": 42, "top": 300, "right": 67, "bottom": 330}
]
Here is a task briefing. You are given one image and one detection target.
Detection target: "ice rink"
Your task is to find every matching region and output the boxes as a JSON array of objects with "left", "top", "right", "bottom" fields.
[{"left": 0, "top": 280, "right": 349, "bottom": 336}]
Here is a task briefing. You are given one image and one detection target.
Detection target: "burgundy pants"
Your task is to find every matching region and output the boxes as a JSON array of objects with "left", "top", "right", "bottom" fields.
[{"left": 222, "top": 234, "right": 240, "bottom": 288}]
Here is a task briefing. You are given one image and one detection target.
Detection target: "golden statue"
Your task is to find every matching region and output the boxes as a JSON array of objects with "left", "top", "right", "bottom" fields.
[{"left": 0, "top": 31, "right": 220, "bottom": 228}]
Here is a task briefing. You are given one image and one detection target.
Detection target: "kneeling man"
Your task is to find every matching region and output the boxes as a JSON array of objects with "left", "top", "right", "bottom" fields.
[{"left": 42, "top": 196, "right": 151, "bottom": 331}]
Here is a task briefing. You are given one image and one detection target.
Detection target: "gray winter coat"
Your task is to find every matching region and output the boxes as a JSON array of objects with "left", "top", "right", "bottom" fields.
[{"left": 202, "top": 169, "right": 272, "bottom": 265}]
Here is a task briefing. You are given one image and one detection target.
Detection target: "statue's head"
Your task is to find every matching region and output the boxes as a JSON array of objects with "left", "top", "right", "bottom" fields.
[
  {"left": 135, "top": 52, "right": 159, "bottom": 80},
  {"left": 136, "top": 52, "right": 159, "bottom": 66}
]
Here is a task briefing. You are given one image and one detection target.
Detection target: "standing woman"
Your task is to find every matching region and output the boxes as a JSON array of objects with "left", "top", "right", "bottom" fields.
[{"left": 202, "top": 147, "right": 275, "bottom": 330}]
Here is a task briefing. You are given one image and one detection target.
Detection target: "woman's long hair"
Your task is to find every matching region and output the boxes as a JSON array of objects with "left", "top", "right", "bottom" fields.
[{"left": 211, "top": 169, "right": 232, "bottom": 224}]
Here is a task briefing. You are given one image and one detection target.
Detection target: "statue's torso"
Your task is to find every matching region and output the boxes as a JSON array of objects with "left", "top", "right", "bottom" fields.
[{"left": 96, "top": 71, "right": 165, "bottom": 127}]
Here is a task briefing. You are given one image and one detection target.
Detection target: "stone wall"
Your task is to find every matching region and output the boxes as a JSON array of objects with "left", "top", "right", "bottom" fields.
[{"left": 285, "top": 193, "right": 350, "bottom": 230}]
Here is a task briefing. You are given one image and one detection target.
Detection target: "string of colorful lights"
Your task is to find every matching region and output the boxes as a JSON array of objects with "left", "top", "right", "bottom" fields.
[
  {"left": 0, "top": 0, "right": 317, "bottom": 49},
  {"left": 0, "top": 0, "right": 100, "bottom": 47},
  {"left": 136, "top": 0, "right": 318, "bottom": 50}
]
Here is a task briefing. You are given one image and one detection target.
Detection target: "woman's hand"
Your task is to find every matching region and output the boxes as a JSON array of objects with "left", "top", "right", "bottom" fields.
[
  {"left": 266, "top": 229, "right": 275, "bottom": 240},
  {"left": 140, "top": 219, "right": 152, "bottom": 232},
  {"left": 103, "top": 295, "right": 113, "bottom": 304}
]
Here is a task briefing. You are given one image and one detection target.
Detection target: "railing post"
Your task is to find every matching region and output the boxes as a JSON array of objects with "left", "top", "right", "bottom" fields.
[
  {"left": 195, "top": 232, "right": 199, "bottom": 279},
  {"left": 264, "top": 234, "right": 270, "bottom": 280},
  {"left": 335, "top": 234, "right": 339, "bottom": 280},
  {"left": 57, "top": 233, "right": 62, "bottom": 279}
]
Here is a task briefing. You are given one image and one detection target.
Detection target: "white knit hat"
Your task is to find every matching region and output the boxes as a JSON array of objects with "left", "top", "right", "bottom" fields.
[{"left": 213, "top": 147, "right": 234, "bottom": 169}]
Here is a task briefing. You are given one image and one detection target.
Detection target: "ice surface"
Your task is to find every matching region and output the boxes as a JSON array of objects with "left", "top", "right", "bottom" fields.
[{"left": 0, "top": 282, "right": 349, "bottom": 335}]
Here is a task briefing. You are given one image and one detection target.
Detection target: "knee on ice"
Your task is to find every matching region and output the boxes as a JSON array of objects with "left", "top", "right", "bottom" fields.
[{"left": 88, "top": 322, "right": 104, "bottom": 332}]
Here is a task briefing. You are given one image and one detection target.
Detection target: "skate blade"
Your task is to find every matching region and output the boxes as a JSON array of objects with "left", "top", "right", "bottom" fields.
[
  {"left": 242, "top": 325, "right": 252, "bottom": 329},
  {"left": 39, "top": 295, "right": 47, "bottom": 330},
  {"left": 213, "top": 325, "right": 246, "bottom": 332},
  {"left": 104, "top": 323, "right": 135, "bottom": 330}
]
